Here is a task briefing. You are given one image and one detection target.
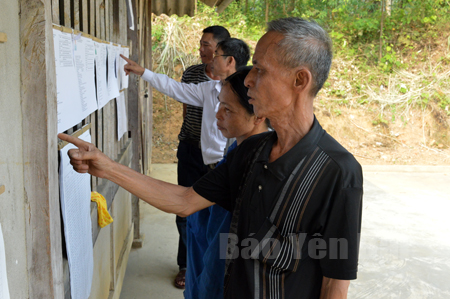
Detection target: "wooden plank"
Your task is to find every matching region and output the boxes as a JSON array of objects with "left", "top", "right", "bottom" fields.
[
  {"left": 19, "top": 0, "right": 64, "bottom": 297},
  {"left": 90, "top": 0, "right": 95, "bottom": 35},
  {"left": 64, "top": 0, "right": 71, "bottom": 27},
  {"left": 0, "top": 32, "right": 7, "bottom": 43},
  {"left": 82, "top": 0, "right": 88, "bottom": 32},
  {"left": 0, "top": 185, "right": 5, "bottom": 195},
  {"left": 74, "top": 0, "right": 80, "bottom": 30},
  {"left": 51, "top": 0, "right": 60, "bottom": 24},
  {"left": 129, "top": 0, "right": 143, "bottom": 247},
  {"left": 95, "top": 0, "right": 100, "bottom": 37},
  {"left": 99, "top": 0, "right": 105, "bottom": 40},
  {"left": 103, "top": 102, "right": 113, "bottom": 169},
  {"left": 105, "top": 0, "right": 110, "bottom": 41},
  {"left": 97, "top": 109, "right": 104, "bottom": 186},
  {"left": 90, "top": 113, "right": 98, "bottom": 191},
  {"left": 125, "top": 0, "right": 141, "bottom": 246}
]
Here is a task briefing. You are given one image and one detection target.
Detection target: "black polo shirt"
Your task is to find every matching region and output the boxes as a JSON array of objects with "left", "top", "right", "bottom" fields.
[{"left": 193, "top": 117, "right": 363, "bottom": 299}]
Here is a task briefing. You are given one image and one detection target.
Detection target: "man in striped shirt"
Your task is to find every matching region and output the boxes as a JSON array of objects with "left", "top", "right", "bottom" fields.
[{"left": 174, "top": 25, "right": 230, "bottom": 289}]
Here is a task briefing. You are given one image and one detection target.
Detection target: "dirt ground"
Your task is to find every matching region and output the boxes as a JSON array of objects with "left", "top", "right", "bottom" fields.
[{"left": 151, "top": 87, "right": 450, "bottom": 165}]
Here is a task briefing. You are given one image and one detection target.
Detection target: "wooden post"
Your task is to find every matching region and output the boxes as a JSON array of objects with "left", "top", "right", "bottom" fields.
[
  {"left": 145, "top": 0, "right": 153, "bottom": 172},
  {"left": 19, "top": 0, "right": 64, "bottom": 297},
  {"left": 128, "top": 0, "right": 143, "bottom": 248}
]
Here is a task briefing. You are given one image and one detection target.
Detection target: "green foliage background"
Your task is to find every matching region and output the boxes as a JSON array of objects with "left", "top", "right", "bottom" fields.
[{"left": 152, "top": 0, "right": 450, "bottom": 114}]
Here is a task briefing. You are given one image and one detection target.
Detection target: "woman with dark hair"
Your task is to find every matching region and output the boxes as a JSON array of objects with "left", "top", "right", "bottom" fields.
[{"left": 185, "top": 66, "right": 270, "bottom": 299}]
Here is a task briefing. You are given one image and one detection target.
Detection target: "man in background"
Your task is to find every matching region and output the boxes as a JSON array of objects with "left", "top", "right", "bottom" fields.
[{"left": 174, "top": 26, "right": 230, "bottom": 289}]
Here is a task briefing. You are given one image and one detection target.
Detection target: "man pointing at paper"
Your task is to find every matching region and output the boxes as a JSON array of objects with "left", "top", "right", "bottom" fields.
[{"left": 59, "top": 17, "right": 363, "bottom": 299}]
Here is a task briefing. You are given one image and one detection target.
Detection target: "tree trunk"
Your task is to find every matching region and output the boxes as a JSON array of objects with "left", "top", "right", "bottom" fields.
[
  {"left": 265, "top": 0, "right": 269, "bottom": 23},
  {"left": 245, "top": 0, "right": 248, "bottom": 15}
]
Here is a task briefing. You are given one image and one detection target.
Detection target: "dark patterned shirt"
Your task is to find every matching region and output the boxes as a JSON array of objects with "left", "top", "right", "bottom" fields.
[
  {"left": 178, "top": 64, "right": 212, "bottom": 142},
  {"left": 193, "top": 118, "right": 363, "bottom": 299}
]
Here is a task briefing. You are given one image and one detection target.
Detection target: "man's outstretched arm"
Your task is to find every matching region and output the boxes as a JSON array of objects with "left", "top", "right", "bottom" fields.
[
  {"left": 120, "top": 54, "right": 208, "bottom": 108},
  {"left": 320, "top": 277, "right": 350, "bottom": 299},
  {"left": 58, "top": 133, "right": 214, "bottom": 216}
]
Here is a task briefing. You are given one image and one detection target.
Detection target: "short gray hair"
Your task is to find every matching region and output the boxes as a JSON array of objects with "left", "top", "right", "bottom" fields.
[{"left": 267, "top": 17, "right": 333, "bottom": 96}]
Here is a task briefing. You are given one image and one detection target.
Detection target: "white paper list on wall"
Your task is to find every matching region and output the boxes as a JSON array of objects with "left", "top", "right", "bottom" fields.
[
  {"left": 59, "top": 130, "right": 93, "bottom": 299},
  {"left": 94, "top": 41, "right": 109, "bottom": 109},
  {"left": 54, "top": 29, "right": 84, "bottom": 133},
  {"left": 0, "top": 223, "right": 11, "bottom": 299},
  {"left": 107, "top": 43, "right": 120, "bottom": 101},
  {"left": 116, "top": 91, "right": 128, "bottom": 141},
  {"left": 73, "top": 35, "right": 98, "bottom": 119}
]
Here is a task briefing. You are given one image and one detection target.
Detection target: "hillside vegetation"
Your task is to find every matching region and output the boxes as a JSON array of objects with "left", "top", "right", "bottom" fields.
[{"left": 150, "top": 0, "right": 450, "bottom": 165}]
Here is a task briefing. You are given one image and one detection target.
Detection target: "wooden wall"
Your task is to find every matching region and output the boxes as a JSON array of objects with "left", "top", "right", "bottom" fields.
[{"left": 17, "top": 0, "right": 153, "bottom": 297}]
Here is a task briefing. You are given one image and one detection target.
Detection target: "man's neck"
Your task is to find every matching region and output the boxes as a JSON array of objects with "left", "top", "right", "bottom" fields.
[
  {"left": 268, "top": 108, "right": 314, "bottom": 163},
  {"left": 219, "top": 69, "right": 237, "bottom": 83},
  {"left": 205, "top": 63, "right": 220, "bottom": 80}
]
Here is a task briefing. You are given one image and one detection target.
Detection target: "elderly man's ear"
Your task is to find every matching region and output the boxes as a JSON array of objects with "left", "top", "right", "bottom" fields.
[{"left": 294, "top": 68, "right": 313, "bottom": 93}]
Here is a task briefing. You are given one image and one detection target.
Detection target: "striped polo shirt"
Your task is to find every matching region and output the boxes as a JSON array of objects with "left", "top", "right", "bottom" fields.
[{"left": 178, "top": 64, "right": 212, "bottom": 143}]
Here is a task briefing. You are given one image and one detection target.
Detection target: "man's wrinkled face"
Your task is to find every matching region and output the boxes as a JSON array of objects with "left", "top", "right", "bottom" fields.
[
  {"left": 244, "top": 31, "right": 294, "bottom": 119},
  {"left": 199, "top": 33, "right": 217, "bottom": 65}
]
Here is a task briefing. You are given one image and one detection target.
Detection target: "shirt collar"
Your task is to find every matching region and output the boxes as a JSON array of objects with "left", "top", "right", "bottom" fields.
[
  {"left": 256, "top": 116, "right": 324, "bottom": 181},
  {"left": 215, "top": 81, "right": 222, "bottom": 93}
]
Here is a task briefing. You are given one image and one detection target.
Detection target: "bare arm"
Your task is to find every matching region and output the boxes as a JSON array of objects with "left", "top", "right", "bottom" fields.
[
  {"left": 319, "top": 277, "right": 350, "bottom": 299},
  {"left": 58, "top": 133, "right": 213, "bottom": 216}
]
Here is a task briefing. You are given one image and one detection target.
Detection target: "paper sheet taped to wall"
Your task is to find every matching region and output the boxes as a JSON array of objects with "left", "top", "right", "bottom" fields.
[
  {"left": 0, "top": 224, "right": 10, "bottom": 299},
  {"left": 119, "top": 47, "right": 130, "bottom": 90},
  {"left": 59, "top": 130, "right": 93, "bottom": 299},
  {"left": 107, "top": 43, "right": 120, "bottom": 101},
  {"left": 94, "top": 41, "right": 109, "bottom": 109},
  {"left": 54, "top": 29, "right": 84, "bottom": 133},
  {"left": 73, "top": 35, "right": 98, "bottom": 119},
  {"left": 116, "top": 91, "right": 128, "bottom": 141}
]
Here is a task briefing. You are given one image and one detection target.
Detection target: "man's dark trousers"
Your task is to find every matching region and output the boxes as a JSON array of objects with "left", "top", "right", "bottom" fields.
[{"left": 176, "top": 139, "right": 208, "bottom": 270}]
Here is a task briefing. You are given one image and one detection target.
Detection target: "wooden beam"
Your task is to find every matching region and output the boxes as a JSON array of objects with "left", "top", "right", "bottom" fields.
[
  {"left": 0, "top": 32, "right": 7, "bottom": 43},
  {"left": 57, "top": 124, "right": 91, "bottom": 150},
  {"left": 19, "top": 0, "right": 64, "bottom": 297}
]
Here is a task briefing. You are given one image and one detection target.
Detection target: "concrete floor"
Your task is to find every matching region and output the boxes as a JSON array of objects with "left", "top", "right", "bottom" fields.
[{"left": 120, "top": 164, "right": 450, "bottom": 299}]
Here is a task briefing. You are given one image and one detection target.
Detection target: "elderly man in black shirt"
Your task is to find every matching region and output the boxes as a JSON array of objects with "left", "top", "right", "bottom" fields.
[{"left": 59, "top": 17, "right": 363, "bottom": 299}]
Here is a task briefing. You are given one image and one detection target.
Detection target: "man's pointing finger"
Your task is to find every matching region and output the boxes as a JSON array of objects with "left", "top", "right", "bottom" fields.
[
  {"left": 120, "top": 54, "right": 133, "bottom": 64},
  {"left": 58, "top": 133, "right": 89, "bottom": 149}
]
